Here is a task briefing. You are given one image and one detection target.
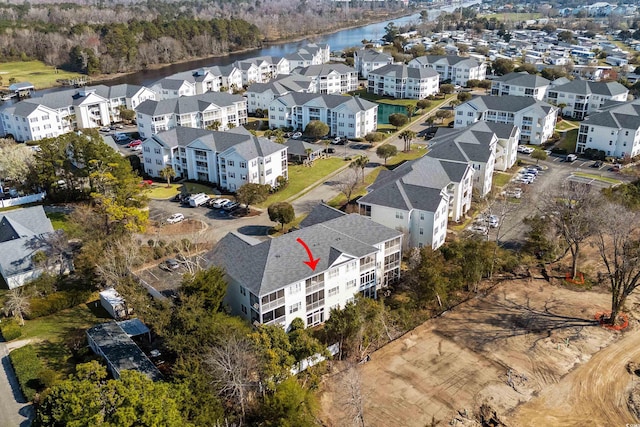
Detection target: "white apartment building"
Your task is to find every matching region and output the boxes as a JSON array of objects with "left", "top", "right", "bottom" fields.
[
  {"left": 490, "top": 72, "right": 551, "bottom": 101},
  {"left": 268, "top": 93, "right": 378, "bottom": 139},
  {"left": 151, "top": 78, "right": 196, "bottom": 99},
  {"left": 151, "top": 66, "right": 246, "bottom": 99},
  {"left": 359, "top": 155, "right": 474, "bottom": 250},
  {"left": 454, "top": 95, "right": 558, "bottom": 145},
  {"left": 408, "top": 55, "right": 487, "bottom": 87},
  {"left": 285, "top": 43, "right": 331, "bottom": 69},
  {"left": 576, "top": 100, "right": 640, "bottom": 158},
  {"left": 354, "top": 48, "right": 394, "bottom": 79},
  {"left": 233, "top": 56, "right": 290, "bottom": 86},
  {"left": 367, "top": 64, "right": 439, "bottom": 99},
  {"left": 141, "top": 126, "right": 287, "bottom": 190},
  {"left": 208, "top": 209, "right": 402, "bottom": 330},
  {"left": 0, "top": 84, "right": 156, "bottom": 141},
  {"left": 291, "top": 64, "right": 358, "bottom": 94},
  {"left": 245, "top": 74, "right": 315, "bottom": 114},
  {"left": 545, "top": 78, "right": 629, "bottom": 120},
  {"left": 135, "top": 92, "right": 247, "bottom": 139}
]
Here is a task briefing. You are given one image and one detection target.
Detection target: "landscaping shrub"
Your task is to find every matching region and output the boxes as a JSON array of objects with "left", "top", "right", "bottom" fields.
[
  {"left": 0, "top": 320, "right": 22, "bottom": 341},
  {"left": 9, "top": 345, "right": 43, "bottom": 401},
  {"left": 27, "top": 290, "right": 92, "bottom": 319}
]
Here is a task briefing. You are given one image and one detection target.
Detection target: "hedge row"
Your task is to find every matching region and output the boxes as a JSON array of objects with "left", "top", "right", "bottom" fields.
[
  {"left": 0, "top": 320, "right": 22, "bottom": 341},
  {"left": 9, "top": 345, "right": 43, "bottom": 401},
  {"left": 27, "top": 290, "right": 92, "bottom": 319}
]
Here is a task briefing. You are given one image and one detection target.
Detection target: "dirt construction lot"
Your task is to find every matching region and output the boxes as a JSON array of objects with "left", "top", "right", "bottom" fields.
[{"left": 320, "top": 279, "right": 640, "bottom": 426}]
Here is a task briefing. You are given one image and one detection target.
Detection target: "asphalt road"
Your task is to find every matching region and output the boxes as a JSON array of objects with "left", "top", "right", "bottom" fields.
[{"left": 0, "top": 341, "right": 33, "bottom": 427}]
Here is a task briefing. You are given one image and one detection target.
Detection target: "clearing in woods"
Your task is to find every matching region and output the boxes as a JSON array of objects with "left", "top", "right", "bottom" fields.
[{"left": 319, "top": 278, "right": 640, "bottom": 426}]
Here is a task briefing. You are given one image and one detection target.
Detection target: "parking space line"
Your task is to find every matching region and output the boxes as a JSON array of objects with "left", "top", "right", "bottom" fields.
[{"left": 553, "top": 157, "right": 561, "bottom": 162}]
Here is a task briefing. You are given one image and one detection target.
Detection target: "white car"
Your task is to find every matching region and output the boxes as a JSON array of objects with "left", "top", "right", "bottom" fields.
[
  {"left": 470, "top": 224, "right": 488, "bottom": 234},
  {"left": 291, "top": 132, "right": 302, "bottom": 139},
  {"left": 212, "top": 198, "right": 231, "bottom": 209},
  {"left": 505, "top": 188, "right": 522, "bottom": 199},
  {"left": 518, "top": 145, "right": 534, "bottom": 154},
  {"left": 486, "top": 214, "right": 499, "bottom": 228},
  {"left": 166, "top": 213, "right": 184, "bottom": 224}
]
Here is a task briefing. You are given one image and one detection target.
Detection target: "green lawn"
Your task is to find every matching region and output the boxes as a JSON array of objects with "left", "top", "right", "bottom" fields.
[
  {"left": 45, "top": 212, "right": 76, "bottom": 233},
  {"left": 387, "top": 145, "right": 427, "bottom": 167},
  {"left": 557, "top": 129, "right": 578, "bottom": 153},
  {"left": 493, "top": 172, "right": 512, "bottom": 188},
  {"left": 0, "top": 61, "right": 85, "bottom": 90},
  {"left": 556, "top": 120, "right": 579, "bottom": 131},
  {"left": 18, "top": 299, "right": 110, "bottom": 373},
  {"left": 258, "top": 157, "right": 347, "bottom": 207},
  {"left": 182, "top": 182, "right": 216, "bottom": 195},
  {"left": 145, "top": 183, "right": 182, "bottom": 199},
  {"left": 572, "top": 172, "right": 622, "bottom": 185}
]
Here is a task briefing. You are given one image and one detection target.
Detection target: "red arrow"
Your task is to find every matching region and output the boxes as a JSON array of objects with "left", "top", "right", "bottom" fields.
[{"left": 296, "top": 237, "right": 320, "bottom": 271}]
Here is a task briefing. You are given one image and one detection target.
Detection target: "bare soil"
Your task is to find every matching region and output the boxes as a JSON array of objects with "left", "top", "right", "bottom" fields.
[{"left": 319, "top": 278, "right": 640, "bottom": 426}]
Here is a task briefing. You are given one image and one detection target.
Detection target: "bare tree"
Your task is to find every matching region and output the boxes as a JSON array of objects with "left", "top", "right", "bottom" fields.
[
  {"left": 593, "top": 202, "right": 640, "bottom": 325},
  {"left": 341, "top": 365, "right": 367, "bottom": 427},
  {"left": 205, "top": 335, "right": 259, "bottom": 421},
  {"left": 95, "top": 236, "right": 142, "bottom": 286},
  {"left": 3, "top": 288, "right": 30, "bottom": 326},
  {"left": 338, "top": 168, "right": 360, "bottom": 205},
  {"left": 486, "top": 189, "right": 524, "bottom": 277},
  {"left": 546, "top": 182, "right": 600, "bottom": 279}
]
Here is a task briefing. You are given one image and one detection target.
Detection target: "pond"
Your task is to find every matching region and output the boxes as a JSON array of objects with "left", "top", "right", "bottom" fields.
[{"left": 376, "top": 103, "right": 409, "bottom": 125}]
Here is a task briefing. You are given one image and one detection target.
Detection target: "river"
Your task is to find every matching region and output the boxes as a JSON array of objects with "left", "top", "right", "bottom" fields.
[{"left": 95, "top": 1, "right": 481, "bottom": 87}]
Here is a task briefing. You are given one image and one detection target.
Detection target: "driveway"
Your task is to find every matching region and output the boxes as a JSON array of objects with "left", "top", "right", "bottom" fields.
[{"left": 0, "top": 341, "right": 33, "bottom": 427}]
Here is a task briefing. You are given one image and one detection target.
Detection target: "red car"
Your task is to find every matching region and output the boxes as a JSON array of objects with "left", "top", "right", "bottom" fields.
[
  {"left": 139, "top": 180, "right": 153, "bottom": 187},
  {"left": 127, "top": 139, "right": 142, "bottom": 148}
]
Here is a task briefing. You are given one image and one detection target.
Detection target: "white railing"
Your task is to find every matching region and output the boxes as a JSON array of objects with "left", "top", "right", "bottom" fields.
[{"left": 0, "top": 192, "right": 46, "bottom": 208}]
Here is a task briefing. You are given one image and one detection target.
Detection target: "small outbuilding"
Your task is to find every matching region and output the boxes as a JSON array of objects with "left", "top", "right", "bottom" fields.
[{"left": 99, "top": 288, "right": 130, "bottom": 319}]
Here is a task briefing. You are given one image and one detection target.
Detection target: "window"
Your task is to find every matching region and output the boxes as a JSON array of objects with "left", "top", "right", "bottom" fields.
[
  {"left": 360, "top": 271, "right": 375, "bottom": 287},
  {"left": 345, "top": 261, "right": 356, "bottom": 272},
  {"left": 144, "top": 146, "right": 150, "bottom": 152},
  {"left": 240, "top": 286, "right": 246, "bottom": 296},
  {"left": 154, "top": 148, "right": 161, "bottom": 154},
  {"left": 419, "top": 227, "right": 424, "bottom": 235},
  {"left": 240, "top": 162, "right": 247, "bottom": 168},
  {"left": 227, "top": 160, "right": 234, "bottom": 166},
  {"left": 306, "top": 308, "right": 324, "bottom": 327},
  {"left": 329, "top": 268, "right": 339, "bottom": 279},
  {"left": 290, "top": 283, "right": 301, "bottom": 294},
  {"left": 346, "top": 279, "right": 356, "bottom": 288},
  {"left": 395, "top": 211, "right": 404, "bottom": 219},
  {"left": 328, "top": 286, "right": 339, "bottom": 297},
  {"left": 289, "top": 302, "right": 301, "bottom": 314},
  {"left": 145, "top": 158, "right": 151, "bottom": 163},
  {"left": 156, "top": 159, "right": 162, "bottom": 165},
  {"left": 306, "top": 290, "right": 325, "bottom": 311},
  {"left": 420, "top": 212, "right": 425, "bottom": 220},
  {"left": 241, "top": 305, "right": 247, "bottom": 314}
]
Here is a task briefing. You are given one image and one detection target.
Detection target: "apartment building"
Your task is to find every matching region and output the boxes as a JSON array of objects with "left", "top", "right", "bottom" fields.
[
  {"left": 490, "top": 72, "right": 551, "bottom": 101},
  {"left": 285, "top": 43, "right": 331, "bottom": 69},
  {"left": 0, "top": 84, "right": 156, "bottom": 141},
  {"left": 367, "top": 64, "right": 440, "bottom": 99},
  {"left": 268, "top": 93, "right": 378, "bottom": 139},
  {"left": 358, "top": 155, "right": 474, "bottom": 250},
  {"left": 233, "top": 56, "right": 290, "bottom": 86},
  {"left": 207, "top": 209, "right": 402, "bottom": 330},
  {"left": 546, "top": 78, "right": 629, "bottom": 120},
  {"left": 135, "top": 92, "right": 247, "bottom": 139},
  {"left": 576, "top": 100, "right": 640, "bottom": 158},
  {"left": 408, "top": 55, "right": 486, "bottom": 86},
  {"left": 245, "top": 74, "right": 315, "bottom": 114},
  {"left": 291, "top": 64, "right": 358, "bottom": 94},
  {"left": 354, "top": 48, "right": 394, "bottom": 78},
  {"left": 141, "top": 126, "right": 287, "bottom": 190},
  {"left": 454, "top": 95, "right": 558, "bottom": 145}
]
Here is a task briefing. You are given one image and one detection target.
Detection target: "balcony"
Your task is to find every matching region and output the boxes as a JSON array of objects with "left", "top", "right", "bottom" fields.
[
  {"left": 261, "top": 296, "right": 285, "bottom": 312},
  {"left": 195, "top": 155, "right": 207, "bottom": 162},
  {"left": 360, "top": 261, "right": 375, "bottom": 272},
  {"left": 265, "top": 315, "right": 286, "bottom": 327},
  {"left": 306, "top": 281, "right": 324, "bottom": 295},
  {"left": 306, "top": 299, "right": 324, "bottom": 312}
]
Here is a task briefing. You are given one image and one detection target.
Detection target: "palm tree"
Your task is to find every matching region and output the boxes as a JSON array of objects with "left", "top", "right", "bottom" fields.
[
  {"left": 557, "top": 103, "right": 567, "bottom": 118},
  {"left": 159, "top": 166, "right": 176, "bottom": 188},
  {"left": 406, "top": 104, "right": 417, "bottom": 122},
  {"left": 399, "top": 130, "right": 417, "bottom": 152},
  {"left": 355, "top": 155, "right": 369, "bottom": 183},
  {"left": 207, "top": 120, "right": 221, "bottom": 131}
]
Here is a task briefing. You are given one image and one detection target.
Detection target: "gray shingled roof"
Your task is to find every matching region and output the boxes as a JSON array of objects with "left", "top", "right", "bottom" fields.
[
  {"left": 428, "top": 121, "right": 499, "bottom": 164},
  {"left": 299, "top": 204, "right": 346, "bottom": 228},
  {"left": 273, "top": 92, "right": 378, "bottom": 112},
  {"left": 411, "top": 55, "right": 481, "bottom": 68},
  {"left": 207, "top": 214, "right": 401, "bottom": 296},
  {"left": 356, "top": 48, "right": 393, "bottom": 62},
  {"left": 135, "top": 92, "right": 244, "bottom": 116},
  {"left": 246, "top": 74, "right": 313, "bottom": 96},
  {"left": 582, "top": 100, "right": 640, "bottom": 130},
  {"left": 0, "top": 206, "right": 54, "bottom": 286},
  {"left": 368, "top": 63, "right": 439, "bottom": 79},
  {"left": 548, "top": 79, "right": 628, "bottom": 97},
  {"left": 462, "top": 95, "right": 556, "bottom": 115},
  {"left": 292, "top": 63, "right": 357, "bottom": 77},
  {"left": 494, "top": 72, "right": 550, "bottom": 87},
  {"left": 284, "top": 139, "right": 323, "bottom": 157}
]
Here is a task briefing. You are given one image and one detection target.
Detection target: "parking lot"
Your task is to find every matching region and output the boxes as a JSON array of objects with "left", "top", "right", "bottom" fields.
[{"left": 466, "top": 151, "right": 632, "bottom": 248}]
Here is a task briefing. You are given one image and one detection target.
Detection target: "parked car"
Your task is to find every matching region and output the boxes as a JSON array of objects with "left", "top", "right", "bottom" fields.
[
  {"left": 469, "top": 224, "right": 488, "bottom": 234},
  {"left": 505, "top": 188, "right": 522, "bottom": 199},
  {"left": 222, "top": 201, "right": 240, "bottom": 211},
  {"left": 127, "top": 139, "right": 142, "bottom": 148},
  {"left": 159, "top": 258, "right": 180, "bottom": 271},
  {"left": 518, "top": 145, "right": 534, "bottom": 154},
  {"left": 139, "top": 180, "right": 153, "bottom": 187},
  {"left": 590, "top": 161, "right": 603, "bottom": 168},
  {"left": 114, "top": 133, "right": 129, "bottom": 142},
  {"left": 565, "top": 154, "right": 577, "bottom": 162},
  {"left": 291, "top": 132, "right": 302, "bottom": 139},
  {"left": 331, "top": 138, "right": 347, "bottom": 145},
  {"left": 485, "top": 214, "right": 499, "bottom": 228},
  {"left": 212, "top": 198, "right": 231, "bottom": 209},
  {"left": 99, "top": 126, "right": 111, "bottom": 132},
  {"left": 325, "top": 147, "right": 336, "bottom": 154},
  {"left": 166, "top": 213, "right": 185, "bottom": 224}
]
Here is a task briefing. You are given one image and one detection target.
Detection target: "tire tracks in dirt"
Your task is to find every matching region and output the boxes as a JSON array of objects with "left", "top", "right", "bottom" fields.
[{"left": 510, "top": 328, "right": 640, "bottom": 426}]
